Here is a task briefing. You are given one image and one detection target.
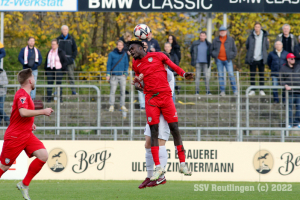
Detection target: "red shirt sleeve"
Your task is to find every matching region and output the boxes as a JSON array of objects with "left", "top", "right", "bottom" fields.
[
  {"left": 132, "top": 59, "right": 140, "bottom": 77},
  {"left": 160, "top": 53, "right": 185, "bottom": 77},
  {"left": 17, "top": 95, "right": 29, "bottom": 109}
]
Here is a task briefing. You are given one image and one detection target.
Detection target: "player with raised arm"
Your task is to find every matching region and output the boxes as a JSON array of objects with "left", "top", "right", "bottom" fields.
[
  {"left": 137, "top": 52, "right": 175, "bottom": 188},
  {"left": 129, "top": 41, "right": 193, "bottom": 181},
  {"left": 0, "top": 69, "right": 54, "bottom": 200}
]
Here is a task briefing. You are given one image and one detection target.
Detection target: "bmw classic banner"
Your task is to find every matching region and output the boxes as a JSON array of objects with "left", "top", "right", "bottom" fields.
[
  {"left": 1, "top": 0, "right": 300, "bottom": 13},
  {"left": 78, "top": 0, "right": 300, "bottom": 13}
]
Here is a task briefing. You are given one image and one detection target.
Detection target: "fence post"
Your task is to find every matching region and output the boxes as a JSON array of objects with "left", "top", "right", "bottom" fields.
[
  {"left": 285, "top": 90, "right": 289, "bottom": 137},
  {"left": 96, "top": 87, "right": 101, "bottom": 135},
  {"left": 197, "top": 129, "right": 201, "bottom": 141},
  {"left": 236, "top": 71, "right": 240, "bottom": 140},
  {"left": 246, "top": 87, "right": 251, "bottom": 136},
  {"left": 130, "top": 70, "right": 134, "bottom": 141},
  {"left": 114, "top": 129, "right": 117, "bottom": 141},
  {"left": 239, "top": 129, "right": 243, "bottom": 142},
  {"left": 281, "top": 130, "right": 285, "bottom": 142},
  {"left": 72, "top": 129, "right": 75, "bottom": 140},
  {"left": 57, "top": 86, "right": 60, "bottom": 135}
]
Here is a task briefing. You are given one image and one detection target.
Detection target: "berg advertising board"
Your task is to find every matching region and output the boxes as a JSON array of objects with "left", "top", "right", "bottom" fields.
[{"left": 23, "top": 141, "right": 300, "bottom": 182}]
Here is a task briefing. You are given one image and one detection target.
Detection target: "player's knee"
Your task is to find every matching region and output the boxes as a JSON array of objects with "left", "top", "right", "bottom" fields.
[
  {"left": 39, "top": 152, "right": 48, "bottom": 162},
  {"left": 43, "top": 153, "right": 49, "bottom": 162},
  {"left": 169, "top": 122, "right": 178, "bottom": 131},
  {"left": 0, "top": 164, "right": 10, "bottom": 171},
  {"left": 150, "top": 124, "right": 159, "bottom": 138}
]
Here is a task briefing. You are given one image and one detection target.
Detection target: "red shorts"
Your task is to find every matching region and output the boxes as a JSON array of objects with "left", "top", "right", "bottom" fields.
[
  {"left": 0, "top": 133, "right": 45, "bottom": 166},
  {"left": 145, "top": 92, "right": 178, "bottom": 125}
]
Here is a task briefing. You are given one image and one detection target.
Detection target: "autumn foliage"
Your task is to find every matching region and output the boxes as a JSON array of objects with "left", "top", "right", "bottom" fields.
[{"left": 4, "top": 12, "right": 300, "bottom": 79}]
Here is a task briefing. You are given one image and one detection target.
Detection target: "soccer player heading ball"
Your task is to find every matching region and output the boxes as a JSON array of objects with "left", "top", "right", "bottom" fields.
[
  {"left": 129, "top": 40, "right": 194, "bottom": 182},
  {"left": 136, "top": 50, "right": 176, "bottom": 188},
  {"left": 0, "top": 68, "right": 54, "bottom": 200}
]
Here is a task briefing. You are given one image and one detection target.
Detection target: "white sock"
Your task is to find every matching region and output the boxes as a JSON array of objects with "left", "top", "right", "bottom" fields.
[
  {"left": 159, "top": 146, "right": 168, "bottom": 178},
  {"left": 145, "top": 148, "right": 154, "bottom": 178}
]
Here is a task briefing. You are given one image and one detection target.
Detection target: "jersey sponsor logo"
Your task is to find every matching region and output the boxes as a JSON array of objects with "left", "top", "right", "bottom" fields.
[
  {"left": 19, "top": 97, "right": 26, "bottom": 104},
  {"left": 148, "top": 57, "right": 153, "bottom": 62},
  {"left": 47, "top": 148, "right": 68, "bottom": 173},
  {"left": 5, "top": 158, "right": 10, "bottom": 164},
  {"left": 148, "top": 117, "right": 152, "bottom": 122}
]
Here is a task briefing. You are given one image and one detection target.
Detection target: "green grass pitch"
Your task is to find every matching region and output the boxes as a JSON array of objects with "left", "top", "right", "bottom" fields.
[{"left": 0, "top": 180, "right": 299, "bottom": 200}]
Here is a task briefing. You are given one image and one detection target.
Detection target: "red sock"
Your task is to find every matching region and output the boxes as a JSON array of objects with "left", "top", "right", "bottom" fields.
[
  {"left": 176, "top": 145, "right": 185, "bottom": 163},
  {"left": 0, "top": 168, "right": 5, "bottom": 178},
  {"left": 151, "top": 146, "right": 160, "bottom": 166},
  {"left": 23, "top": 158, "right": 45, "bottom": 186}
]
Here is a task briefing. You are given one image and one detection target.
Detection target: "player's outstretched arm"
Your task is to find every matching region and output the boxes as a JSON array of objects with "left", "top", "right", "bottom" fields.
[
  {"left": 19, "top": 108, "right": 54, "bottom": 118},
  {"left": 162, "top": 54, "right": 186, "bottom": 77}
]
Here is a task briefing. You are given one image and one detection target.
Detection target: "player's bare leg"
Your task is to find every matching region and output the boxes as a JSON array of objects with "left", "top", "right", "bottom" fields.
[
  {"left": 0, "top": 163, "right": 11, "bottom": 178},
  {"left": 169, "top": 122, "right": 192, "bottom": 176},
  {"left": 17, "top": 149, "right": 48, "bottom": 200},
  {"left": 149, "top": 124, "right": 165, "bottom": 181}
]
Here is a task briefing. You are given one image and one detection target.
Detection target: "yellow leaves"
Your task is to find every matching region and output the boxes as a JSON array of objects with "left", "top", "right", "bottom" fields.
[
  {"left": 179, "top": 13, "right": 185, "bottom": 18},
  {"left": 41, "top": 35, "right": 47, "bottom": 41},
  {"left": 81, "top": 52, "right": 108, "bottom": 80}
]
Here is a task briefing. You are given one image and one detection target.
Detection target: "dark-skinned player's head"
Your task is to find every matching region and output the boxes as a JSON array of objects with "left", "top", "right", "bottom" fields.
[
  {"left": 18, "top": 68, "right": 35, "bottom": 90},
  {"left": 128, "top": 41, "right": 146, "bottom": 59}
]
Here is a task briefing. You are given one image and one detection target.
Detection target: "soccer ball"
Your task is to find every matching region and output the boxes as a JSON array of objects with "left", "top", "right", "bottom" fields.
[{"left": 133, "top": 24, "right": 151, "bottom": 40}]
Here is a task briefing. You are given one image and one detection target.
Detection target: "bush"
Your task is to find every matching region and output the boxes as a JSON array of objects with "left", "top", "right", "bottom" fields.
[{"left": 3, "top": 48, "right": 22, "bottom": 71}]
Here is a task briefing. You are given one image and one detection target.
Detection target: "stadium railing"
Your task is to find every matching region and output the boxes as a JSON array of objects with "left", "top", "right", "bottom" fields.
[
  {"left": 0, "top": 126, "right": 293, "bottom": 142},
  {"left": 2, "top": 70, "right": 300, "bottom": 142}
]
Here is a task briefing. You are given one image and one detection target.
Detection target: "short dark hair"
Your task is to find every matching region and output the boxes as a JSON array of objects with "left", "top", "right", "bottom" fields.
[
  {"left": 254, "top": 21, "right": 261, "bottom": 27},
  {"left": 200, "top": 31, "right": 207, "bottom": 35},
  {"left": 18, "top": 69, "right": 33, "bottom": 85},
  {"left": 51, "top": 38, "right": 58, "bottom": 44},
  {"left": 161, "top": 51, "right": 170, "bottom": 59},
  {"left": 28, "top": 37, "right": 35, "bottom": 41},
  {"left": 128, "top": 40, "right": 144, "bottom": 49}
]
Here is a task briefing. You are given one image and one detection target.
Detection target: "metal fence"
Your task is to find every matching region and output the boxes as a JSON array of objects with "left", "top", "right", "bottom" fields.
[
  {"left": 0, "top": 126, "right": 296, "bottom": 142},
  {"left": 2, "top": 70, "right": 300, "bottom": 142}
]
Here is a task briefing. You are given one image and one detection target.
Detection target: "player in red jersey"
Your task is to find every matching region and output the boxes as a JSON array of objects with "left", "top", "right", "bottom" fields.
[
  {"left": 0, "top": 69, "right": 53, "bottom": 200},
  {"left": 129, "top": 41, "right": 193, "bottom": 181}
]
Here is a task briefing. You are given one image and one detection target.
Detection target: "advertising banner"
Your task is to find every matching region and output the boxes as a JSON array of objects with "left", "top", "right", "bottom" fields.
[
  {"left": 0, "top": 0, "right": 77, "bottom": 11},
  {"left": 0, "top": 0, "right": 300, "bottom": 13},
  {"left": 78, "top": 0, "right": 300, "bottom": 13},
  {"left": 28, "top": 141, "right": 300, "bottom": 182},
  {"left": 0, "top": 141, "right": 28, "bottom": 180}
]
